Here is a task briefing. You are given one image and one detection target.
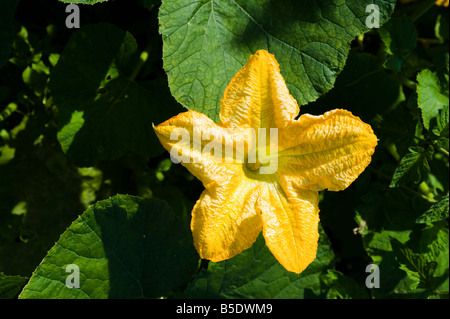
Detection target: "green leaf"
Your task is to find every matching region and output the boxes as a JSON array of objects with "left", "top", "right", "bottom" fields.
[
  {"left": 19, "top": 195, "right": 199, "bottom": 299},
  {"left": 392, "top": 240, "right": 436, "bottom": 284},
  {"left": 390, "top": 146, "right": 434, "bottom": 188},
  {"left": 362, "top": 230, "right": 411, "bottom": 263},
  {"left": 370, "top": 253, "right": 421, "bottom": 298},
  {"left": 22, "top": 60, "right": 50, "bottom": 97},
  {"left": 0, "top": 0, "right": 19, "bottom": 68},
  {"left": 0, "top": 273, "right": 28, "bottom": 299},
  {"left": 159, "top": 0, "right": 396, "bottom": 121},
  {"left": 322, "top": 270, "right": 370, "bottom": 299},
  {"left": 391, "top": 234, "right": 448, "bottom": 296},
  {"left": 183, "top": 226, "right": 335, "bottom": 299},
  {"left": 50, "top": 23, "right": 183, "bottom": 166},
  {"left": 416, "top": 194, "right": 449, "bottom": 224},
  {"left": 432, "top": 107, "right": 449, "bottom": 138},
  {"left": 387, "top": 222, "right": 449, "bottom": 298},
  {"left": 417, "top": 68, "right": 449, "bottom": 130},
  {"left": 417, "top": 221, "right": 449, "bottom": 279}
]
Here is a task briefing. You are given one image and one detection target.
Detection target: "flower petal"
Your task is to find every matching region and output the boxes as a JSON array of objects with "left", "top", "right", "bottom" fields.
[
  {"left": 153, "top": 110, "right": 246, "bottom": 191},
  {"left": 154, "top": 110, "right": 263, "bottom": 262},
  {"left": 278, "top": 109, "right": 378, "bottom": 191},
  {"left": 219, "top": 50, "right": 299, "bottom": 130},
  {"left": 258, "top": 183, "right": 320, "bottom": 274},
  {"left": 192, "top": 177, "right": 263, "bottom": 262}
]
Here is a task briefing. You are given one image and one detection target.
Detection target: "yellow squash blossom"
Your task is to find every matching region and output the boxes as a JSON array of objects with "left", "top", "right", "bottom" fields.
[{"left": 154, "top": 50, "right": 377, "bottom": 273}]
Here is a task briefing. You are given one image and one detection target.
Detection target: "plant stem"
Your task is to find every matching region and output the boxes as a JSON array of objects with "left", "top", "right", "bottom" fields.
[
  {"left": 411, "top": 0, "right": 437, "bottom": 22},
  {"left": 386, "top": 143, "right": 401, "bottom": 161},
  {"left": 367, "top": 166, "right": 437, "bottom": 203},
  {"left": 129, "top": 44, "right": 152, "bottom": 82},
  {"left": 437, "top": 146, "right": 449, "bottom": 157}
]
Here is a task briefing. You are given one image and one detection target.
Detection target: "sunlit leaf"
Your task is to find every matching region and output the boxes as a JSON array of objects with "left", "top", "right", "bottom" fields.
[
  {"left": 416, "top": 194, "right": 449, "bottom": 224},
  {"left": 417, "top": 69, "right": 449, "bottom": 130},
  {"left": 183, "top": 227, "right": 335, "bottom": 299},
  {"left": 159, "top": 0, "right": 396, "bottom": 121},
  {"left": 19, "top": 195, "right": 199, "bottom": 299},
  {"left": 390, "top": 146, "right": 434, "bottom": 187}
]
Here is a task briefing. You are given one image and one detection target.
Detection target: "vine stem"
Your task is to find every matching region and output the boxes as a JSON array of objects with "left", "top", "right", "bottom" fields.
[
  {"left": 129, "top": 44, "right": 152, "bottom": 82},
  {"left": 437, "top": 146, "right": 449, "bottom": 157},
  {"left": 410, "top": 0, "right": 438, "bottom": 22},
  {"left": 367, "top": 166, "right": 437, "bottom": 203}
]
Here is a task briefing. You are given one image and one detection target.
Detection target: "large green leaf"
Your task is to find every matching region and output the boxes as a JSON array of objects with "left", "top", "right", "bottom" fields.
[
  {"left": 183, "top": 226, "right": 335, "bottom": 299},
  {"left": 50, "top": 23, "right": 183, "bottom": 167},
  {"left": 159, "top": 0, "right": 396, "bottom": 121},
  {"left": 19, "top": 195, "right": 199, "bottom": 299}
]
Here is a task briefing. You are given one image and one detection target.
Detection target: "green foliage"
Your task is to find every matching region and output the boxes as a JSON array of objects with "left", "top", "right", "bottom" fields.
[
  {"left": 184, "top": 227, "right": 335, "bottom": 299},
  {"left": 390, "top": 145, "right": 434, "bottom": 187},
  {"left": 19, "top": 195, "right": 198, "bottom": 298},
  {"left": 417, "top": 67, "right": 449, "bottom": 130},
  {"left": 0, "top": 0, "right": 448, "bottom": 300},
  {"left": 416, "top": 193, "right": 449, "bottom": 223},
  {"left": 50, "top": 23, "right": 182, "bottom": 166},
  {"left": 0, "top": 272, "right": 28, "bottom": 299},
  {"left": 159, "top": 0, "right": 396, "bottom": 121}
]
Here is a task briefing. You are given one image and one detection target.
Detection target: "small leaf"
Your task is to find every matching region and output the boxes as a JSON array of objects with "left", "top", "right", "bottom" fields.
[
  {"left": 391, "top": 241, "right": 434, "bottom": 286},
  {"left": 432, "top": 107, "right": 449, "bottom": 138},
  {"left": 370, "top": 252, "right": 421, "bottom": 298},
  {"left": 416, "top": 194, "right": 449, "bottom": 224},
  {"left": 323, "top": 270, "right": 370, "bottom": 299},
  {"left": 19, "top": 195, "right": 199, "bottom": 299},
  {"left": 417, "top": 69, "right": 449, "bottom": 130},
  {"left": 390, "top": 146, "right": 434, "bottom": 188}
]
